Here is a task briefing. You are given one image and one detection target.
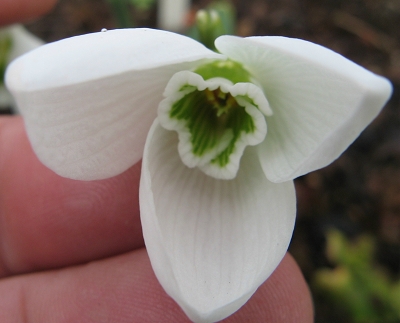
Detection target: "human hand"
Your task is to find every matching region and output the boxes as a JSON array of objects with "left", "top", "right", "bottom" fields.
[
  {"left": 0, "top": 1, "right": 313, "bottom": 321},
  {"left": 0, "top": 0, "right": 57, "bottom": 26},
  {"left": 0, "top": 114, "right": 313, "bottom": 323}
]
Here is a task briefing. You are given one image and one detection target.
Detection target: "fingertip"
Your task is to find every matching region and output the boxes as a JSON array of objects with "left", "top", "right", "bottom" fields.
[
  {"left": 226, "top": 253, "right": 314, "bottom": 322},
  {"left": 0, "top": 249, "right": 313, "bottom": 323},
  {"left": 0, "top": 0, "right": 57, "bottom": 26},
  {"left": 0, "top": 116, "right": 143, "bottom": 276}
]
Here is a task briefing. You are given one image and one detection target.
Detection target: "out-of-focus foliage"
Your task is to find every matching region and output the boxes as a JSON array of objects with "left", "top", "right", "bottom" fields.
[
  {"left": 206, "top": 0, "right": 235, "bottom": 36},
  {"left": 187, "top": 0, "right": 235, "bottom": 50},
  {"left": 105, "top": 0, "right": 156, "bottom": 28},
  {"left": 313, "top": 230, "right": 400, "bottom": 322},
  {"left": 0, "top": 31, "right": 12, "bottom": 84},
  {"left": 129, "top": 0, "right": 155, "bottom": 10}
]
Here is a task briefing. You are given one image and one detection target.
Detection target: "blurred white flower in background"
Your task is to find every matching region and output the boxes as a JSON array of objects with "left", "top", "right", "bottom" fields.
[
  {"left": 158, "top": 0, "right": 190, "bottom": 31},
  {"left": 0, "top": 24, "right": 43, "bottom": 111}
]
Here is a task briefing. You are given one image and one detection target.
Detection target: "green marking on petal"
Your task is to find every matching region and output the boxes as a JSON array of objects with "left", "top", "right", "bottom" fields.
[
  {"left": 211, "top": 103, "right": 256, "bottom": 167},
  {"left": 194, "top": 59, "right": 252, "bottom": 84},
  {"left": 170, "top": 87, "right": 255, "bottom": 161},
  {"left": 158, "top": 61, "right": 269, "bottom": 180}
]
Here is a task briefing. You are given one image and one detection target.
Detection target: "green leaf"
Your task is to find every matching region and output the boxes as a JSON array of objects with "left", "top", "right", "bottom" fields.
[
  {"left": 313, "top": 230, "right": 400, "bottom": 322},
  {"left": 0, "top": 33, "right": 12, "bottom": 85}
]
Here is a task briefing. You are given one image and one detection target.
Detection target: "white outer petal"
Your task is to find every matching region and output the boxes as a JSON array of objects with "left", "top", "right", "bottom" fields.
[
  {"left": 140, "top": 120, "right": 296, "bottom": 323},
  {"left": 215, "top": 35, "right": 392, "bottom": 182},
  {"left": 5, "top": 28, "right": 222, "bottom": 180}
]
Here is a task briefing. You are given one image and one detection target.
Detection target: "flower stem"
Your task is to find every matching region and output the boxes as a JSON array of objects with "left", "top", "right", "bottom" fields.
[
  {"left": 106, "top": 0, "right": 135, "bottom": 28},
  {"left": 187, "top": 0, "right": 236, "bottom": 51}
]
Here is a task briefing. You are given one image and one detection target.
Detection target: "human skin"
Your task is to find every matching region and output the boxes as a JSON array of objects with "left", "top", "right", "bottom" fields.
[
  {"left": 0, "top": 0, "right": 57, "bottom": 26},
  {"left": 0, "top": 2, "right": 314, "bottom": 321}
]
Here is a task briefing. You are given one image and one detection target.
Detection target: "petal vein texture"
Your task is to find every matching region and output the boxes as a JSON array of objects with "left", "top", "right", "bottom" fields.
[
  {"left": 140, "top": 120, "right": 296, "bottom": 322},
  {"left": 6, "top": 28, "right": 222, "bottom": 180},
  {"left": 216, "top": 35, "right": 392, "bottom": 182}
]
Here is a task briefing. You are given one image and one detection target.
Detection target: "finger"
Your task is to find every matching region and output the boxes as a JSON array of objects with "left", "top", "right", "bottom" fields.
[
  {"left": 0, "top": 117, "right": 143, "bottom": 277},
  {"left": 0, "top": 0, "right": 57, "bottom": 26},
  {"left": 0, "top": 251, "right": 313, "bottom": 323}
]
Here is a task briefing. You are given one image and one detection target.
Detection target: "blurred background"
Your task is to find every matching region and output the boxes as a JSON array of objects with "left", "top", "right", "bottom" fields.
[{"left": 1, "top": 0, "right": 400, "bottom": 322}]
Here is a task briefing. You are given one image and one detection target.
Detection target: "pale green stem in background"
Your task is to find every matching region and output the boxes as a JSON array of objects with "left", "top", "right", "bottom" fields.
[
  {"left": 188, "top": 0, "right": 236, "bottom": 51},
  {"left": 106, "top": 0, "right": 157, "bottom": 28},
  {"left": 207, "top": 0, "right": 235, "bottom": 35},
  {"left": 130, "top": 0, "right": 156, "bottom": 10},
  {"left": 106, "top": 0, "right": 136, "bottom": 28}
]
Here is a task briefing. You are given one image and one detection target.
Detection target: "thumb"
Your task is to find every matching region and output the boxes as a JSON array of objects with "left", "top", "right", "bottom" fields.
[{"left": 0, "top": 0, "right": 57, "bottom": 26}]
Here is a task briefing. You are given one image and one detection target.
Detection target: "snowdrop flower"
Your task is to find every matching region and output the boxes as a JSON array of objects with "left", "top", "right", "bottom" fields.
[
  {"left": 0, "top": 24, "right": 43, "bottom": 109},
  {"left": 5, "top": 28, "right": 391, "bottom": 322}
]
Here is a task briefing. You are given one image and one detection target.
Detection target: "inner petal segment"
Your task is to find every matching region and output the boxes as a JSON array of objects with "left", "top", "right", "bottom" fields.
[{"left": 158, "top": 61, "right": 270, "bottom": 180}]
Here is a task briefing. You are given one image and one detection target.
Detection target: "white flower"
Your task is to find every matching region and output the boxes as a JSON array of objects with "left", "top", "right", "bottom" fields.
[
  {"left": 5, "top": 28, "right": 392, "bottom": 322},
  {"left": 158, "top": 0, "right": 190, "bottom": 31},
  {"left": 0, "top": 24, "right": 44, "bottom": 109}
]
